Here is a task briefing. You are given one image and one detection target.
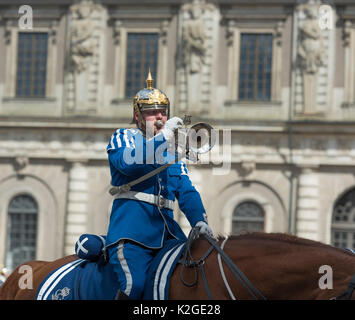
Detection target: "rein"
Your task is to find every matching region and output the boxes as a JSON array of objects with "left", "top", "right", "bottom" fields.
[
  {"left": 334, "top": 273, "right": 355, "bottom": 300},
  {"left": 178, "top": 227, "right": 266, "bottom": 300}
]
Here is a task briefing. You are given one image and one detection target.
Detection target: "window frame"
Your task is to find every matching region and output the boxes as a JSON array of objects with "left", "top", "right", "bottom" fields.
[
  {"left": 238, "top": 33, "right": 273, "bottom": 102},
  {"left": 226, "top": 26, "right": 282, "bottom": 106},
  {"left": 5, "top": 194, "right": 38, "bottom": 271},
  {"left": 232, "top": 200, "right": 265, "bottom": 235},
  {"left": 15, "top": 32, "right": 49, "bottom": 98},
  {"left": 3, "top": 27, "right": 57, "bottom": 101},
  {"left": 0, "top": 176, "right": 60, "bottom": 272},
  {"left": 124, "top": 32, "right": 160, "bottom": 99},
  {"left": 112, "top": 26, "right": 168, "bottom": 110},
  {"left": 331, "top": 192, "right": 355, "bottom": 249}
]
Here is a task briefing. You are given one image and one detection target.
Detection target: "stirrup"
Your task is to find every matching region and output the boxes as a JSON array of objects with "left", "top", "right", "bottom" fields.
[{"left": 115, "top": 289, "right": 130, "bottom": 300}]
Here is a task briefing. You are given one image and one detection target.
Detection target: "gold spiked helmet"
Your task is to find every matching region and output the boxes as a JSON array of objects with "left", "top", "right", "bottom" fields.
[{"left": 133, "top": 69, "right": 170, "bottom": 127}]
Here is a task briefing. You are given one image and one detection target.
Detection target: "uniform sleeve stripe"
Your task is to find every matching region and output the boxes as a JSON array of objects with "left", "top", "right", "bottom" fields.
[
  {"left": 107, "top": 129, "right": 119, "bottom": 152},
  {"left": 181, "top": 162, "right": 188, "bottom": 175},
  {"left": 112, "top": 130, "right": 120, "bottom": 149},
  {"left": 123, "top": 129, "right": 130, "bottom": 148},
  {"left": 128, "top": 130, "right": 136, "bottom": 148},
  {"left": 107, "top": 129, "right": 136, "bottom": 152},
  {"left": 129, "top": 137, "right": 135, "bottom": 148}
]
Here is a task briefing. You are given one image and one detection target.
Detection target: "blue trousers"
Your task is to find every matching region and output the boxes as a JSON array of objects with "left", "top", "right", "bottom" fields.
[{"left": 107, "top": 228, "right": 179, "bottom": 301}]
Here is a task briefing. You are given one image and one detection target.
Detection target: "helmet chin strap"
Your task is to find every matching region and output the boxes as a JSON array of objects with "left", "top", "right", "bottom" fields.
[{"left": 135, "top": 104, "right": 146, "bottom": 131}]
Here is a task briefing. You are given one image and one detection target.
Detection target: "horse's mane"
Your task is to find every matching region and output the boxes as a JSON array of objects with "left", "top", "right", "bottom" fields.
[{"left": 217, "top": 232, "right": 355, "bottom": 257}]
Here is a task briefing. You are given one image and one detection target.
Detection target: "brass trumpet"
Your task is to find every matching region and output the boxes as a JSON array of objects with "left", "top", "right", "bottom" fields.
[{"left": 157, "top": 115, "right": 216, "bottom": 157}]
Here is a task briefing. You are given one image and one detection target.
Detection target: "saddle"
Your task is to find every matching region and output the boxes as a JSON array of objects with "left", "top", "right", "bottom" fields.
[{"left": 35, "top": 234, "right": 186, "bottom": 300}]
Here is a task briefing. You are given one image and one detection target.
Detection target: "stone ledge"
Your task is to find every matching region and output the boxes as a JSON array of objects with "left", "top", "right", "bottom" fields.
[
  {"left": 224, "top": 100, "right": 282, "bottom": 108},
  {"left": 2, "top": 96, "right": 57, "bottom": 103}
]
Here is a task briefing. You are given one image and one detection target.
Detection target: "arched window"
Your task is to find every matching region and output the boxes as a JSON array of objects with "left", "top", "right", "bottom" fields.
[
  {"left": 5, "top": 194, "right": 38, "bottom": 271},
  {"left": 331, "top": 188, "right": 355, "bottom": 249},
  {"left": 232, "top": 201, "right": 264, "bottom": 235}
]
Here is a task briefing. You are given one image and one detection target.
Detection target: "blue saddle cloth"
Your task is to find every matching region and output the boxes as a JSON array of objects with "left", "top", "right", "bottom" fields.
[
  {"left": 143, "top": 239, "right": 186, "bottom": 300},
  {"left": 35, "top": 239, "right": 186, "bottom": 300}
]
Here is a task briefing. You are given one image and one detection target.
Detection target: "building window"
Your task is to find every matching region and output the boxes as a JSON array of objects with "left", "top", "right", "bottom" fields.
[
  {"left": 125, "top": 33, "right": 159, "bottom": 99},
  {"left": 5, "top": 194, "right": 38, "bottom": 271},
  {"left": 16, "top": 32, "right": 48, "bottom": 98},
  {"left": 238, "top": 33, "right": 272, "bottom": 101},
  {"left": 232, "top": 201, "right": 264, "bottom": 235},
  {"left": 331, "top": 188, "right": 355, "bottom": 250}
]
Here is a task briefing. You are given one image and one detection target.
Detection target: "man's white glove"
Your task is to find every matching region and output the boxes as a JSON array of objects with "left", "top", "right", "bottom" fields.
[
  {"left": 161, "top": 117, "right": 184, "bottom": 144},
  {"left": 195, "top": 221, "right": 214, "bottom": 239}
]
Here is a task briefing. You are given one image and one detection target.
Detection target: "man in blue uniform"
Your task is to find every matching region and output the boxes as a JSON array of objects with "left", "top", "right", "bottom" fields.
[{"left": 106, "top": 71, "right": 213, "bottom": 300}]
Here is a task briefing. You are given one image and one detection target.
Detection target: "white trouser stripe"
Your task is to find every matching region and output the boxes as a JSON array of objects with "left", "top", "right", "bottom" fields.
[
  {"left": 153, "top": 244, "right": 181, "bottom": 300},
  {"left": 118, "top": 240, "right": 133, "bottom": 296},
  {"left": 37, "top": 259, "right": 83, "bottom": 300},
  {"left": 158, "top": 243, "right": 185, "bottom": 300}
]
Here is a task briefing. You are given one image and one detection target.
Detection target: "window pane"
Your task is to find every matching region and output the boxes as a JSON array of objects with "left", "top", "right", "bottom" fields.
[
  {"left": 331, "top": 188, "right": 355, "bottom": 250},
  {"left": 16, "top": 32, "right": 48, "bottom": 98},
  {"left": 232, "top": 201, "right": 264, "bottom": 235},
  {"left": 238, "top": 33, "right": 272, "bottom": 101},
  {"left": 125, "top": 33, "right": 159, "bottom": 98},
  {"left": 6, "top": 195, "right": 38, "bottom": 271}
]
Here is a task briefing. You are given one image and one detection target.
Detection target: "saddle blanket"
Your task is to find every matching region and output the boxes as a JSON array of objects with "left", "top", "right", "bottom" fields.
[
  {"left": 35, "top": 239, "right": 186, "bottom": 300},
  {"left": 36, "top": 258, "right": 119, "bottom": 300},
  {"left": 143, "top": 239, "right": 186, "bottom": 300}
]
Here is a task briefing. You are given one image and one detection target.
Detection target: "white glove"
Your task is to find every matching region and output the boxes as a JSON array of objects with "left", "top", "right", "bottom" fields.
[
  {"left": 195, "top": 221, "right": 214, "bottom": 239},
  {"left": 161, "top": 117, "right": 184, "bottom": 144}
]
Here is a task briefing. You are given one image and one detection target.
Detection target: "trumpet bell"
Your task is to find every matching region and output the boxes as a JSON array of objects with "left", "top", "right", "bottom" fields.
[{"left": 187, "top": 122, "right": 216, "bottom": 154}]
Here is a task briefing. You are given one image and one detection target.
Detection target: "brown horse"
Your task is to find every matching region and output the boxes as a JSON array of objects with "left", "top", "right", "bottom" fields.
[{"left": 1, "top": 232, "right": 355, "bottom": 300}]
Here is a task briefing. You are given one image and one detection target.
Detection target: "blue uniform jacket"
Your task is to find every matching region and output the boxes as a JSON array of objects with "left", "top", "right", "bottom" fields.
[{"left": 106, "top": 128, "right": 206, "bottom": 249}]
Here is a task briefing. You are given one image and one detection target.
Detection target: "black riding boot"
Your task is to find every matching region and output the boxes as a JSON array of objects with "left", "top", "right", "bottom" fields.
[{"left": 115, "top": 289, "right": 130, "bottom": 300}]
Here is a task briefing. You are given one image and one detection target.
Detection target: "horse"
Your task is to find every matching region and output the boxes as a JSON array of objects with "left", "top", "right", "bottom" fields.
[{"left": 1, "top": 232, "right": 355, "bottom": 300}]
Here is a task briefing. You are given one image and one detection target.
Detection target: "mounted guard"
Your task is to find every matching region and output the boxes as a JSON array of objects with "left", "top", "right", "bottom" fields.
[{"left": 105, "top": 70, "right": 213, "bottom": 300}]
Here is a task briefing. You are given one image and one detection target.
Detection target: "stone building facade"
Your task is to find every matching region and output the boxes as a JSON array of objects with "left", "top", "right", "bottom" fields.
[{"left": 0, "top": 0, "right": 355, "bottom": 271}]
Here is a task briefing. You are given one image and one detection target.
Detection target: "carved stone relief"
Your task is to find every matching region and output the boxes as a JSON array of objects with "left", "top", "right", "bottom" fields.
[
  {"left": 296, "top": 1, "right": 325, "bottom": 115},
  {"left": 182, "top": 0, "right": 208, "bottom": 74},
  {"left": 177, "top": 0, "right": 218, "bottom": 114},
  {"left": 70, "top": 2, "right": 97, "bottom": 73},
  {"left": 65, "top": 0, "right": 106, "bottom": 114},
  {"left": 343, "top": 20, "right": 355, "bottom": 106},
  {"left": 293, "top": 0, "right": 335, "bottom": 117}
]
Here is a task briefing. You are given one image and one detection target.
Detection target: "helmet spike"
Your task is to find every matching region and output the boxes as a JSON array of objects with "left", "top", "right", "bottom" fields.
[{"left": 146, "top": 68, "right": 154, "bottom": 90}]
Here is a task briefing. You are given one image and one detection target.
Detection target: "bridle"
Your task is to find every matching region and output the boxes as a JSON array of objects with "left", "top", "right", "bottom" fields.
[
  {"left": 179, "top": 228, "right": 355, "bottom": 300},
  {"left": 178, "top": 227, "right": 266, "bottom": 300}
]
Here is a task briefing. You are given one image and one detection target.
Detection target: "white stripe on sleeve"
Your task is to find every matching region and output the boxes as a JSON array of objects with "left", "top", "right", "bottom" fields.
[{"left": 115, "top": 129, "right": 122, "bottom": 148}]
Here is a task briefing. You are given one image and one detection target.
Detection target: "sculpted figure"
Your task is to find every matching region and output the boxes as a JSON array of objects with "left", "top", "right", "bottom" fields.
[
  {"left": 298, "top": 4, "right": 324, "bottom": 74},
  {"left": 70, "top": 0, "right": 96, "bottom": 73},
  {"left": 182, "top": 0, "right": 206, "bottom": 73},
  {"left": 297, "top": 2, "right": 325, "bottom": 114}
]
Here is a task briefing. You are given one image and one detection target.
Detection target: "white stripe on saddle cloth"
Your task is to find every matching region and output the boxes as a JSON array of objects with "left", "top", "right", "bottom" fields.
[
  {"left": 36, "top": 259, "right": 84, "bottom": 300},
  {"left": 153, "top": 243, "right": 185, "bottom": 300}
]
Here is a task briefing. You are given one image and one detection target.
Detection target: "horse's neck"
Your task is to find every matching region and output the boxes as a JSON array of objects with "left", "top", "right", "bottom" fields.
[{"left": 225, "top": 237, "right": 355, "bottom": 299}]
